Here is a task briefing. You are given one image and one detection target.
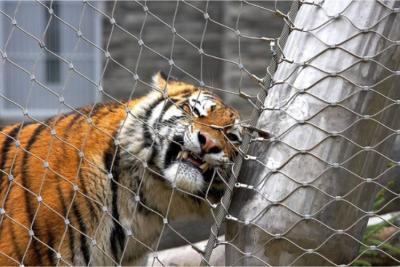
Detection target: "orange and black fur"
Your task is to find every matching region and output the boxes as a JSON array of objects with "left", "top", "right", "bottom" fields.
[{"left": 0, "top": 72, "right": 242, "bottom": 266}]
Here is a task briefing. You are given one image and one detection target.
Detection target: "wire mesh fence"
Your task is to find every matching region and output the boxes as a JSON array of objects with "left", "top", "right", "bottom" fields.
[{"left": 0, "top": 0, "right": 399, "bottom": 266}]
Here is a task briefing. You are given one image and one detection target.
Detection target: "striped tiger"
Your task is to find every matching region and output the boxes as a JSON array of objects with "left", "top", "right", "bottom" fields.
[{"left": 0, "top": 72, "right": 243, "bottom": 266}]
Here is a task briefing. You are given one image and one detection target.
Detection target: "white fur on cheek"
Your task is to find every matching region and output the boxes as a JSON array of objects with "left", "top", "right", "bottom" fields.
[{"left": 163, "top": 162, "right": 204, "bottom": 192}]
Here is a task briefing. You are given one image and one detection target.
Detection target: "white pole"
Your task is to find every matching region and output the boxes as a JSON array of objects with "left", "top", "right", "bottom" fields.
[{"left": 226, "top": 0, "right": 400, "bottom": 265}]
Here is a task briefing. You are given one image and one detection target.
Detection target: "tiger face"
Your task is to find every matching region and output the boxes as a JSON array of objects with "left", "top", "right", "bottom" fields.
[
  {"left": 161, "top": 86, "right": 242, "bottom": 194},
  {"left": 120, "top": 72, "right": 243, "bottom": 195}
]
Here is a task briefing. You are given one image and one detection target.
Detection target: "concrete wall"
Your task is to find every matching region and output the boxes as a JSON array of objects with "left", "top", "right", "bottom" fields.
[{"left": 102, "top": 1, "right": 290, "bottom": 118}]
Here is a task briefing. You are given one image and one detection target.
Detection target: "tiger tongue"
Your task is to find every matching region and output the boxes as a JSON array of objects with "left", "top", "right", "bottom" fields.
[
  {"left": 186, "top": 156, "right": 203, "bottom": 167},
  {"left": 177, "top": 151, "right": 204, "bottom": 167}
]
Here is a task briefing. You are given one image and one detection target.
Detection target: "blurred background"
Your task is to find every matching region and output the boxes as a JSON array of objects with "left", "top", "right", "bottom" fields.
[{"left": 0, "top": 1, "right": 290, "bottom": 125}]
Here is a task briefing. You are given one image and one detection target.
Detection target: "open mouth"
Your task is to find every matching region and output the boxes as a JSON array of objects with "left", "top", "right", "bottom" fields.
[
  {"left": 163, "top": 141, "right": 225, "bottom": 193},
  {"left": 176, "top": 150, "right": 210, "bottom": 173}
]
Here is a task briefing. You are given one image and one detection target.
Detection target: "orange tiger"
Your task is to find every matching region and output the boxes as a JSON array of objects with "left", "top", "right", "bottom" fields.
[{"left": 0, "top": 72, "right": 242, "bottom": 266}]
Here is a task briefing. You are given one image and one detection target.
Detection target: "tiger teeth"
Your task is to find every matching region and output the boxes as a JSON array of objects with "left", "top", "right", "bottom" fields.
[
  {"left": 182, "top": 151, "right": 189, "bottom": 159},
  {"left": 199, "top": 162, "right": 209, "bottom": 172},
  {"left": 177, "top": 151, "right": 190, "bottom": 160}
]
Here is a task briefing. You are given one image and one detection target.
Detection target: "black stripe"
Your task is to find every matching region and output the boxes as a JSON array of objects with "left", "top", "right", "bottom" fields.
[
  {"left": 78, "top": 169, "right": 99, "bottom": 223},
  {"left": 137, "top": 185, "right": 151, "bottom": 215},
  {"left": 71, "top": 202, "right": 90, "bottom": 265},
  {"left": 104, "top": 145, "right": 125, "bottom": 263},
  {"left": 0, "top": 123, "right": 31, "bottom": 262},
  {"left": 139, "top": 96, "right": 164, "bottom": 147},
  {"left": 161, "top": 98, "right": 177, "bottom": 116},
  {"left": 65, "top": 113, "right": 82, "bottom": 132},
  {"left": 21, "top": 123, "right": 47, "bottom": 265},
  {"left": 206, "top": 186, "right": 225, "bottom": 200},
  {"left": 202, "top": 168, "right": 217, "bottom": 183},
  {"left": 56, "top": 179, "right": 75, "bottom": 264},
  {"left": 61, "top": 113, "right": 90, "bottom": 265},
  {"left": 158, "top": 97, "right": 181, "bottom": 126},
  {"left": 46, "top": 222, "right": 56, "bottom": 266},
  {"left": 164, "top": 135, "right": 184, "bottom": 169},
  {"left": 53, "top": 114, "right": 79, "bottom": 264},
  {"left": 72, "top": 107, "right": 99, "bottom": 218},
  {"left": 191, "top": 99, "right": 201, "bottom": 104},
  {"left": 66, "top": 226, "right": 75, "bottom": 265},
  {"left": 10, "top": 219, "right": 23, "bottom": 262},
  {"left": 160, "top": 116, "right": 183, "bottom": 129},
  {"left": 143, "top": 99, "right": 173, "bottom": 165},
  {"left": 0, "top": 125, "right": 21, "bottom": 190},
  {"left": 148, "top": 100, "right": 182, "bottom": 167}
]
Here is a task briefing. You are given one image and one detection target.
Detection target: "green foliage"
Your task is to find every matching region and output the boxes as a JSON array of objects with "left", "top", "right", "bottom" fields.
[
  {"left": 353, "top": 259, "right": 372, "bottom": 266},
  {"left": 353, "top": 177, "right": 400, "bottom": 266},
  {"left": 373, "top": 180, "right": 395, "bottom": 211},
  {"left": 352, "top": 213, "right": 400, "bottom": 266},
  {"left": 352, "top": 160, "right": 400, "bottom": 266}
]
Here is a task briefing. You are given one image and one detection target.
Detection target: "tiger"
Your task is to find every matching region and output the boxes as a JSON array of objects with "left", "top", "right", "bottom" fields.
[{"left": 0, "top": 72, "right": 243, "bottom": 266}]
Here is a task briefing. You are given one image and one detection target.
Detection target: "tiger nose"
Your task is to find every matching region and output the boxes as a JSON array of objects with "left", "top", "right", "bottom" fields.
[{"left": 197, "top": 132, "right": 222, "bottom": 154}]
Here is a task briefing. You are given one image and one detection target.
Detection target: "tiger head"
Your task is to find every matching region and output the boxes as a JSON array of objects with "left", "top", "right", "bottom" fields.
[{"left": 120, "top": 72, "right": 242, "bottom": 196}]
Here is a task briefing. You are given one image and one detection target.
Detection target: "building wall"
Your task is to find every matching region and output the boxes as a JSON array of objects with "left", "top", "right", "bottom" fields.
[{"left": 102, "top": 1, "right": 290, "bottom": 118}]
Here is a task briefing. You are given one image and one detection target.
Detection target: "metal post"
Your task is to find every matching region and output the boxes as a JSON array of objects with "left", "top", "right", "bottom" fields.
[{"left": 226, "top": 0, "right": 400, "bottom": 265}]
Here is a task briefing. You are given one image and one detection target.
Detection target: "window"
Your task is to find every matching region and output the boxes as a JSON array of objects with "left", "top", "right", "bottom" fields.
[
  {"left": 45, "top": 1, "right": 61, "bottom": 83},
  {"left": 0, "top": 1, "right": 102, "bottom": 122}
]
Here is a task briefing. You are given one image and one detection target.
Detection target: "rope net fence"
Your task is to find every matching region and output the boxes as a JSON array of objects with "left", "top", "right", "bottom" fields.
[{"left": 0, "top": 0, "right": 398, "bottom": 266}]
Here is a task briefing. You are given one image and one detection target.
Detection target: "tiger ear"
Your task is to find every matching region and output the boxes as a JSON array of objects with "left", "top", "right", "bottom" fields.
[
  {"left": 152, "top": 71, "right": 179, "bottom": 89},
  {"left": 152, "top": 71, "right": 168, "bottom": 89}
]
